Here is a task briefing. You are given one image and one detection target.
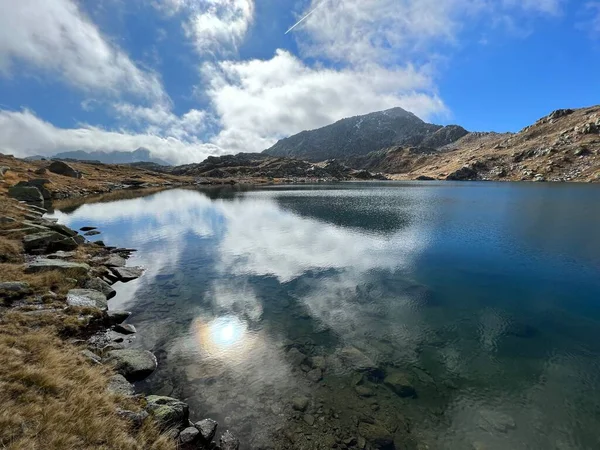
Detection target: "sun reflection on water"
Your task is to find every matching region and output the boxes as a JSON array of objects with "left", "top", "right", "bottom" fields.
[{"left": 192, "top": 316, "right": 256, "bottom": 361}]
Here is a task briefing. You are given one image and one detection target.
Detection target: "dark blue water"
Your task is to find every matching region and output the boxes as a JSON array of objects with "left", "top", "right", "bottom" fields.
[{"left": 49, "top": 182, "right": 600, "bottom": 450}]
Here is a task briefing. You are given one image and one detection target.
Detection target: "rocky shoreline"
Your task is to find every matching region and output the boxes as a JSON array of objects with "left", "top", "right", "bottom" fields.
[{"left": 1, "top": 195, "right": 241, "bottom": 450}]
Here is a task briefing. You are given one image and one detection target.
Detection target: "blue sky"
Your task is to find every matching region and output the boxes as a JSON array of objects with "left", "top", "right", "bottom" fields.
[{"left": 0, "top": 0, "right": 599, "bottom": 164}]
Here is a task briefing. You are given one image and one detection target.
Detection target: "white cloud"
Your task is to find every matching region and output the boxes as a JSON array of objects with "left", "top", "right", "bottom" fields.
[
  {"left": 0, "top": 0, "right": 166, "bottom": 102},
  {"left": 204, "top": 50, "right": 446, "bottom": 153},
  {"left": 583, "top": 2, "right": 600, "bottom": 36},
  {"left": 0, "top": 109, "right": 224, "bottom": 165}
]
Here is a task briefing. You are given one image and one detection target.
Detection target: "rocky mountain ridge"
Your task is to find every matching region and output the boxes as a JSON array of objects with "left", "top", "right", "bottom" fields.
[{"left": 263, "top": 107, "right": 469, "bottom": 161}]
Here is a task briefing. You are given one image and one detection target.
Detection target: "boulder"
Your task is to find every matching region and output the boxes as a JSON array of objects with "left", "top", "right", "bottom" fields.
[
  {"left": 357, "top": 422, "right": 394, "bottom": 449},
  {"left": 145, "top": 395, "right": 189, "bottom": 431},
  {"left": 14, "top": 179, "right": 51, "bottom": 200},
  {"left": 25, "top": 258, "right": 90, "bottom": 276},
  {"left": 114, "top": 323, "right": 136, "bottom": 334},
  {"left": 105, "top": 349, "right": 157, "bottom": 381},
  {"left": 46, "top": 222, "right": 78, "bottom": 238},
  {"left": 446, "top": 166, "right": 478, "bottom": 181},
  {"left": 109, "top": 266, "right": 144, "bottom": 282},
  {"left": 179, "top": 427, "right": 200, "bottom": 445},
  {"left": 414, "top": 175, "right": 435, "bottom": 181},
  {"left": 105, "top": 254, "right": 127, "bottom": 267},
  {"left": 84, "top": 277, "right": 116, "bottom": 300},
  {"left": 339, "top": 347, "right": 377, "bottom": 372},
  {"left": 23, "top": 231, "right": 79, "bottom": 254},
  {"left": 307, "top": 368, "right": 323, "bottom": 383},
  {"left": 220, "top": 431, "right": 240, "bottom": 450},
  {"left": 48, "top": 161, "right": 81, "bottom": 178},
  {"left": 66, "top": 289, "right": 108, "bottom": 310},
  {"left": 195, "top": 418, "right": 218, "bottom": 442},
  {"left": 0, "top": 282, "right": 32, "bottom": 299},
  {"left": 292, "top": 396, "right": 310, "bottom": 412},
  {"left": 8, "top": 185, "right": 43, "bottom": 203},
  {"left": 106, "top": 310, "right": 132, "bottom": 325},
  {"left": 384, "top": 370, "right": 417, "bottom": 398}
]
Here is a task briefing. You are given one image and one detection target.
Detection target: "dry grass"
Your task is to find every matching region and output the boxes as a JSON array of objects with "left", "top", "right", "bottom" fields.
[
  {"left": 0, "top": 237, "right": 23, "bottom": 263},
  {"left": 0, "top": 321, "right": 175, "bottom": 450},
  {"left": 0, "top": 264, "right": 81, "bottom": 296}
]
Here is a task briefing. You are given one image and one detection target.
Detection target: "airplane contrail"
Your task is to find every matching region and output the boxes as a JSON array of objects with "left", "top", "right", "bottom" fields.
[{"left": 285, "top": 0, "right": 328, "bottom": 34}]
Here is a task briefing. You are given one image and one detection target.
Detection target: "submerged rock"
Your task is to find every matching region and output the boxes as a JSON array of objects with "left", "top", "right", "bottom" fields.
[
  {"left": 195, "top": 418, "right": 218, "bottom": 442},
  {"left": 106, "top": 310, "right": 132, "bottom": 325},
  {"left": 114, "top": 323, "right": 136, "bottom": 334},
  {"left": 384, "top": 370, "right": 417, "bottom": 398},
  {"left": 292, "top": 396, "right": 310, "bottom": 412},
  {"left": 286, "top": 347, "right": 307, "bottom": 366},
  {"left": 220, "top": 431, "right": 240, "bottom": 450},
  {"left": 339, "top": 347, "right": 377, "bottom": 372},
  {"left": 105, "top": 349, "right": 157, "bottom": 381},
  {"left": 307, "top": 368, "right": 323, "bottom": 383},
  {"left": 25, "top": 258, "right": 90, "bottom": 276},
  {"left": 66, "top": 289, "right": 108, "bottom": 310},
  {"left": 145, "top": 395, "right": 189, "bottom": 431},
  {"left": 107, "top": 374, "right": 135, "bottom": 396},
  {"left": 478, "top": 410, "right": 516, "bottom": 433},
  {"left": 357, "top": 422, "right": 394, "bottom": 448}
]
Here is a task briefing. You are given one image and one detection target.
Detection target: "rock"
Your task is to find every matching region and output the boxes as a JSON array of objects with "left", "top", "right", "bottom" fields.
[
  {"left": 145, "top": 395, "right": 189, "bottom": 431},
  {"left": 307, "top": 368, "right": 323, "bottom": 383},
  {"left": 446, "top": 166, "right": 478, "bottom": 181},
  {"left": 84, "top": 277, "right": 116, "bottom": 300},
  {"left": 384, "top": 371, "right": 417, "bottom": 398},
  {"left": 534, "top": 174, "right": 546, "bottom": 182},
  {"left": 0, "top": 216, "right": 16, "bottom": 224},
  {"left": 34, "top": 167, "right": 47, "bottom": 175},
  {"left": 292, "top": 396, "right": 310, "bottom": 412},
  {"left": 478, "top": 410, "right": 516, "bottom": 433},
  {"left": 107, "top": 374, "right": 135, "bottom": 396},
  {"left": 355, "top": 385, "right": 375, "bottom": 397},
  {"left": 309, "top": 355, "right": 327, "bottom": 370},
  {"left": 303, "top": 414, "right": 315, "bottom": 426},
  {"left": 14, "top": 179, "right": 51, "bottom": 200},
  {"left": 46, "top": 223, "right": 78, "bottom": 238},
  {"left": 220, "top": 430, "right": 240, "bottom": 450},
  {"left": 0, "top": 166, "right": 9, "bottom": 177},
  {"left": 105, "top": 349, "right": 157, "bottom": 381},
  {"left": 106, "top": 310, "right": 132, "bottom": 325},
  {"left": 116, "top": 409, "right": 148, "bottom": 428},
  {"left": 25, "top": 258, "right": 90, "bottom": 276},
  {"left": 80, "top": 226, "right": 97, "bottom": 232},
  {"left": 66, "top": 289, "right": 108, "bottom": 310},
  {"left": 8, "top": 185, "right": 43, "bottom": 203},
  {"left": 23, "top": 231, "right": 79, "bottom": 254},
  {"left": 287, "top": 347, "right": 307, "bottom": 366},
  {"left": 114, "top": 323, "right": 136, "bottom": 334},
  {"left": 48, "top": 161, "right": 81, "bottom": 178},
  {"left": 0, "top": 282, "right": 32, "bottom": 299},
  {"left": 339, "top": 347, "right": 377, "bottom": 372},
  {"left": 105, "top": 254, "right": 127, "bottom": 267},
  {"left": 195, "top": 418, "right": 218, "bottom": 442},
  {"left": 84, "top": 230, "right": 101, "bottom": 236},
  {"left": 414, "top": 175, "right": 435, "bottom": 181},
  {"left": 109, "top": 266, "right": 144, "bottom": 282},
  {"left": 179, "top": 427, "right": 200, "bottom": 445},
  {"left": 47, "top": 251, "right": 76, "bottom": 259},
  {"left": 358, "top": 422, "right": 394, "bottom": 448},
  {"left": 80, "top": 349, "right": 101, "bottom": 364}
]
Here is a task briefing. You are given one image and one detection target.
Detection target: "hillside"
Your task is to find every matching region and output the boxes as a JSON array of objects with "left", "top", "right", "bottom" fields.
[
  {"left": 263, "top": 107, "right": 469, "bottom": 161},
  {"left": 53, "top": 148, "right": 170, "bottom": 166}
]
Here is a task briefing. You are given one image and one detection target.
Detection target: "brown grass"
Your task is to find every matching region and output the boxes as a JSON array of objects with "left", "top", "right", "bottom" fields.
[
  {"left": 0, "top": 238, "right": 23, "bottom": 263},
  {"left": 0, "top": 264, "right": 81, "bottom": 296},
  {"left": 0, "top": 321, "right": 175, "bottom": 450}
]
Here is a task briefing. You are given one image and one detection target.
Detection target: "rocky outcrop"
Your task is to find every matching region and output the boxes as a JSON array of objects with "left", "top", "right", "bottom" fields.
[
  {"left": 0, "top": 282, "right": 32, "bottom": 300},
  {"left": 48, "top": 161, "right": 81, "bottom": 178},
  {"left": 13, "top": 179, "right": 52, "bottom": 200},
  {"left": 66, "top": 289, "right": 108, "bottom": 310},
  {"left": 8, "top": 185, "right": 44, "bottom": 203},
  {"left": 23, "top": 231, "right": 79, "bottom": 254},
  {"left": 104, "top": 349, "right": 158, "bottom": 382},
  {"left": 25, "top": 258, "right": 90, "bottom": 276},
  {"left": 446, "top": 165, "right": 479, "bottom": 181}
]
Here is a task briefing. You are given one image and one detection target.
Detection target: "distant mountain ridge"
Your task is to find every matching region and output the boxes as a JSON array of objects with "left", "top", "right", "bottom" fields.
[
  {"left": 263, "top": 107, "right": 469, "bottom": 161},
  {"left": 52, "top": 148, "right": 170, "bottom": 166}
]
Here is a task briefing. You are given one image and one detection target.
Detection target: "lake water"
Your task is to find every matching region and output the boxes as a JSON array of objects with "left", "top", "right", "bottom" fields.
[{"left": 49, "top": 182, "right": 600, "bottom": 450}]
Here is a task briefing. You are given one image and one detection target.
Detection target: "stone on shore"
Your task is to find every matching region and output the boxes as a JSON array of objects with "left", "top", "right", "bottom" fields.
[
  {"left": 8, "top": 185, "right": 43, "bottom": 203},
  {"left": 116, "top": 409, "right": 148, "bottom": 428},
  {"left": 384, "top": 370, "right": 417, "bottom": 398},
  {"left": 48, "top": 161, "right": 81, "bottom": 178},
  {"left": 220, "top": 431, "right": 240, "bottom": 450},
  {"left": 14, "top": 179, "right": 52, "bottom": 200},
  {"left": 25, "top": 258, "right": 90, "bottom": 276},
  {"left": 67, "top": 289, "right": 108, "bottom": 310},
  {"left": 0, "top": 282, "right": 32, "bottom": 299},
  {"left": 84, "top": 277, "right": 117, "bottom": 300},
  {"left": 145, "top": 395, "right": 189, "bottom": 431},
  {"left": 109, "top": 266, "right": 144, "bottom": 282},
  {"left": 105, "top": 254, "right": 127, "bottom": 267},
  {"left": 105, "top": 349, "right": 157, "bottom": 381},
  {"left": 179, "top": 427, "right": 200, "bottom": 445},
  {"left": 23, "top": 231, "right": 79, "bottom": 254},
  {"left": 106, "top": 310, "right": 132, "bottom": 325},
  {"left": 195, "top": 418, "right": 218, "bottom": 442},
  {"left": 107, "top": 374, "right": 135, "bottom": 396},
  {"left": 114, "top": 323, "right": 136, "bottom": 334}
]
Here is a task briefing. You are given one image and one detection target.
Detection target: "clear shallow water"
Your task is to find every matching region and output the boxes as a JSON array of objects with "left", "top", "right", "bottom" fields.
[{"left": 49, "top": 182, "right": 600, "bottom": 450}]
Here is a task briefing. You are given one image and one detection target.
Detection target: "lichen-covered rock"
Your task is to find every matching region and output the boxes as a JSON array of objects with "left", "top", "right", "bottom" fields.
[
  {"left": 195, "top": 418, "right": 218, "bottom": 442},
  {"left": 66, "top": 289, "right": 108, "bottom": 310},
  {"left": 105, "top": 349, "right": 157, "bottom": 381},
  {"left": 145, "top": 396, "right": 189, "bottom": 431},
  {"left": 107, "top": 374, "right": 135, "bottom": 396},
  {"left": 116, "top": 409, "right": 148, "bottom": 428},
  {"left": 25, "top": 258, "right": 90, "bottom": 276}
]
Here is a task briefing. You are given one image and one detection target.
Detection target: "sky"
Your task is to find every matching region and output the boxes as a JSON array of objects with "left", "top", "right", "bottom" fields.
[{"left": 0, "top": 0, "right": 599, "bottom": 165}]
